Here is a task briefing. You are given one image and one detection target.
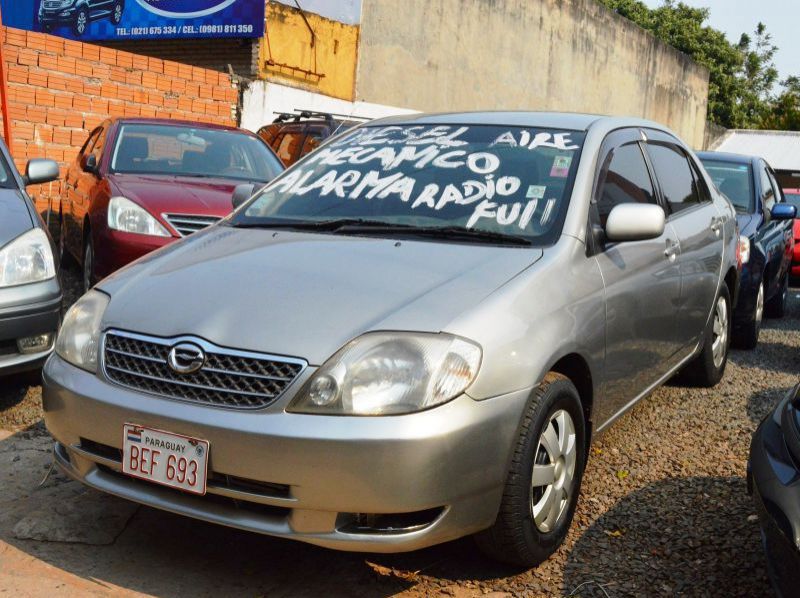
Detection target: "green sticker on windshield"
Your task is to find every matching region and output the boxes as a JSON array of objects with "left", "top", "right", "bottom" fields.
[{"left": 550, "top": 155, "right": 572, "bottom": 178}]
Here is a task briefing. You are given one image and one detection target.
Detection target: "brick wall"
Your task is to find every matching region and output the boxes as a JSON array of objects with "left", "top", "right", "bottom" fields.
[{"left": 0, "top": 26, "right": 239, "bottom": 214}]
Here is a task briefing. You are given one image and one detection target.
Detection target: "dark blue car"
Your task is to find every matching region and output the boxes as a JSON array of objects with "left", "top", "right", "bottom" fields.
[{"left": 698, "top": 151, "right": 796, "bottom": 348}]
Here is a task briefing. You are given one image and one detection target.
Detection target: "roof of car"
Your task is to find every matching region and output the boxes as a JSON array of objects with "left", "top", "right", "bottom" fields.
[
  {"left": 367, "top": 111, "right": 667, "bottom": 132},
  {"left": 696, "top": 150, "right": 759, "bottom": 166},
  {"left": 111, "top": 117, "right": 243, "bottom": 132}
]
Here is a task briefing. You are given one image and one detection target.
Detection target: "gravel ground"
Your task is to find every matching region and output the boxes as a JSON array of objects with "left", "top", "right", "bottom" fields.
[{"left": 1, "top": 269, "right": 797, "bottom": 597}]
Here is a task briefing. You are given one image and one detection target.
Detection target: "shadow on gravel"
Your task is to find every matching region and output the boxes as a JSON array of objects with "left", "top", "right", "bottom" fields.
[
  {"left": 746, "top": 385, "right": 793, "bottom": 426},
  {"left": 562, "top": 476, "right": 772, "bottom": 597},
  {"left": 729, "top": 342, "right": 800, "bottom": 375}
]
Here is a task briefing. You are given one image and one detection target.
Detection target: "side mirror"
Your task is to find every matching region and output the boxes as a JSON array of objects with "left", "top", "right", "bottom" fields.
[
  {"left": 23, "top": 158, "right": 60, "bottom": 186},
  {"left": 232, "top": 183, "right": 255, "bottom": 210},
  {"left": 771, "top": 204, "right": 797, "bottom": 220},
  {"left": 605, "top": 203, "right": 666, "bottom": 242},
  {"left": 80, "top": 153, "right": 98, "bottom": 175}
]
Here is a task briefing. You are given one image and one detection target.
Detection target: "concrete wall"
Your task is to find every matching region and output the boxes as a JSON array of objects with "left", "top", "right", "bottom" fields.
[
  {"left": 260, "top": 2, "right": 360, "bottom": 100},
  {"left": 356, "top": 0, "right": 710, "bottom": 148}
]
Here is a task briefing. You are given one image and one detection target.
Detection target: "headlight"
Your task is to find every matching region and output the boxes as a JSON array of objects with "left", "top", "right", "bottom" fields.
[
  {"left": 289, "top": 332, "right": 482, "bottom": 415},
  {"left": 738, "top": 235, "right": 750, "bottom": 266},
  {"left": 107, "top": 197, "right": 170, "bottom": 237},
  {"left": 55, "top": 290, "right": 109, "bottom": 373},
  {"left": 0, "top": 228, "right": 56, "bottom": 288}
]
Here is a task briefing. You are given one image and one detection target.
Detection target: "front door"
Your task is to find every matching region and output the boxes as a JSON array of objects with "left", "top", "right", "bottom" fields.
[{"left": 591, "top": 130, "right": 683, "bottom": 422}]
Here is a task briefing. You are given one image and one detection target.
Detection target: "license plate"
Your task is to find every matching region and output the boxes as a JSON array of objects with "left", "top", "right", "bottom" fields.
[{"left": 122, "top": 423, "right": 209, "bottom": 495}]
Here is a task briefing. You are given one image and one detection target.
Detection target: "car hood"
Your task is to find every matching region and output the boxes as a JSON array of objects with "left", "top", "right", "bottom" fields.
[
  {"left": 0, "top": 189, "right": 33, "bottom": 245},
  {"left": 98, "top": 227, "right": 543, "bottom": 365},
  {"left": 109, "top": 174, "right": 244, "bottom": 217}
]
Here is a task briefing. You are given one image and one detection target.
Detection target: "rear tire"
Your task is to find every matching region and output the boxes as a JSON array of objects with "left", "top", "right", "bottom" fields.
[
  {"left": 475, "top": 372, "right": 586, "bottom": 567},
  {"left": 680, "top": 285, "right": 731, "bottom": 387},
  {"left": 765, "top": 274, "right": 788, "bottom": 318}
]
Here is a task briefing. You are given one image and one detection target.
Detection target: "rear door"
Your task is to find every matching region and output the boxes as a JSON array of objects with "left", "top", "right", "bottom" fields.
[
  {"left": 644, "top": 133, "right": 723, "bottom": 351},
  {"left": 591, "top": 129, "right": 683, "bottom": 416}
]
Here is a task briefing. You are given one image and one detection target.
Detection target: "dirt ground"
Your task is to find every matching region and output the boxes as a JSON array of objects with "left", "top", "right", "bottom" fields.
[{"left": 1, "top": 273, "right": 798, "bottom": 597}]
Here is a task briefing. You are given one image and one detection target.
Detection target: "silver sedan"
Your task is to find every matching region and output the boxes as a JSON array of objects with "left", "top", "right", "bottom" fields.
[{"left": 43, "top": 112, "right": 739, "bottom": 566}]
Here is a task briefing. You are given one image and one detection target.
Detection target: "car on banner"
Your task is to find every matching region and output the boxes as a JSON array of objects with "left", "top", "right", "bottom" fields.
[
  {"left": 0, "top": 142, "right": 62, "bottom": 376},
  {"left": 44, "top": 112, "right": 738, "bottom": 566},
  {"left": 38, "top": 0, "right": 125, "bottom": 36},
  {"left": 58, "top": 117, "right": 284, "bottom": 292}
]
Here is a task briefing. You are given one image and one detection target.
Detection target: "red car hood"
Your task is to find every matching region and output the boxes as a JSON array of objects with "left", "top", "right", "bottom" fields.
[{"left": 109, "top": 173, "right": 240, "bottom": 217}]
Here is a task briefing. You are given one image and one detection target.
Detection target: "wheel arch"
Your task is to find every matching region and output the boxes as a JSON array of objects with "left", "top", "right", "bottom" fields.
[{"left": 547, "top": 353, "right": 594, "bottom": 449}]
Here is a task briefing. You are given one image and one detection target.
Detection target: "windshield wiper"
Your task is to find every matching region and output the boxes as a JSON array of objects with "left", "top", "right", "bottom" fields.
[
  {"left": 335, "top": 223, "right": 533, "bottom": 246},
  {"left": 231, "top": 218, "right": 390, "bottom": 231},
  {"left": 231, "top": 219, "right": 533, "bottom": 246}
]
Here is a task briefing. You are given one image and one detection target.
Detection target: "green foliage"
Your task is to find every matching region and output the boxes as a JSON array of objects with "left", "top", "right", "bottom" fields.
[{"left": 598, "top": 0, "right": 795, "bottom": 130}]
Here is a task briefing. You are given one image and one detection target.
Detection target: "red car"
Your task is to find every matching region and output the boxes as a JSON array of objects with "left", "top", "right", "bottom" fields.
[
  {"left": 784, "top": 188, "right": 800, "bottom": 281},
  {"left": 60, "top": 118, "right": 284, "bottom": 291}
]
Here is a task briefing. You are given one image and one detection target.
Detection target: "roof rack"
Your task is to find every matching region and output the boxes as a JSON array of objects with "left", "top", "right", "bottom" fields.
[{"left": 272, "top": 109, "right": 370, "bottom": 124}]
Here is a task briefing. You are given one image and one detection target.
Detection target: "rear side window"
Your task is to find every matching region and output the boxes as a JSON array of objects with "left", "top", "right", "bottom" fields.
[
  {"left": 646, "top": 142, "right": 701, "bottom": 214},
  {"left": 596, "top": 142, "right": 656, "bottom": 226},
  {"left": 275, "top": 131, "right": 304, "bottom": 164}
]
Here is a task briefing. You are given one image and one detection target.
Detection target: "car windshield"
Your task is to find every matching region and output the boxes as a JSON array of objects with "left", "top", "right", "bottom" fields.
[
  {"left": 110, "top": 123, "right": 283, "bottom": 182},
  {"left": 230, "top": 124, "right": 585, "bottom": 245},
  {"left": 700, "top": 159, "right": 753, "bottom": 212}
]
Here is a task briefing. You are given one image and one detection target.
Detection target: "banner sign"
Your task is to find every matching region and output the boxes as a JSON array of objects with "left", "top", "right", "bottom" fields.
[{"left": 0, "top": 0, "right": 265, "bottom": 41}]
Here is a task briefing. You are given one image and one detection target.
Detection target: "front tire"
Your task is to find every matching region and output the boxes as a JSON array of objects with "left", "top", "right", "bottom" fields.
[
  {"left": 82, "top": 235, "right": 95, "bottom": 293},
  {"left": 73, "top": 8, "right": 89, "bottom": 36},
  {"left": 765, "top": 274, "right": 789, "bottom": 318},
  {"left": 680, "top": 285, "right": 731, "bottom": 387},
  {"left": 733, "top": 282, "right": 763, "bottom": 350},
  {"left": 475, "top": 372, "right": 586, "bottom": 567}
]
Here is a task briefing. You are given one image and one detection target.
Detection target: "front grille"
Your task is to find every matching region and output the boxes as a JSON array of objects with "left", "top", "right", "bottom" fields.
[
  {"left": 102, "top": 330, "right": 305, "bottom": 409},
  {"left": 163, "top": 213, "right": 222, "bottom": 237}
]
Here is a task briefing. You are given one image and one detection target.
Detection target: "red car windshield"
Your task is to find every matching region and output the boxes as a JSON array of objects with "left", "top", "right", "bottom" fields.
[{"left": 110, "top": 123, "right": 284, "bottom": 183}]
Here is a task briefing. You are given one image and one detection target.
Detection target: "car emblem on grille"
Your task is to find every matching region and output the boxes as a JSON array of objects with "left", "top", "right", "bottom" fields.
[{"left": 167, "top": 342, "right": 206, "bottom": 375}]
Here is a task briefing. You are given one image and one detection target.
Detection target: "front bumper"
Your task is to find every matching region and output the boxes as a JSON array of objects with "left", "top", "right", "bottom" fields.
[
  {"left": 733, "top": 263, "right": 761, "bottom": 327},
  {"left": 39, "top": 7, "right": 78, "bottom": 24},
  {"left": 0, "top": 278, "right": 61, "bottom": 375},
  {"left": 749, "top": 391, "right": 800, "bottom": 596},
  {"left": 42, "top": 354, "right": 529, "bottom": 552}
]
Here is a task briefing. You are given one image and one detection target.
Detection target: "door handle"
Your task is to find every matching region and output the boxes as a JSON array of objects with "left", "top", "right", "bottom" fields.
[
  {"left": 710, "top": 220, "right": 722, "bottom": 237},
  {"left": 664, "top": 240, "right": 680, "bottom": 261}
]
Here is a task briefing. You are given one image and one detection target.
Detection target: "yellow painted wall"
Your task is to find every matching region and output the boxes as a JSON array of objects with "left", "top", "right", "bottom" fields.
[{"left": 260, "top": 2, "right": 359, "bottom": 101}]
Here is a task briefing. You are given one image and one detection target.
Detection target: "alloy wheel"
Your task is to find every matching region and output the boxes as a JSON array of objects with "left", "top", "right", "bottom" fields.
[
  {"left": 711, "top": 295, "right": 729, "bottom": 368},
  {"left": 76, "top": 11, "right": 87, "bottom": 34},
  {"left": 530, "top": 409, "right": 576, "bottom": 533},
  {"left": 755, "top": 283, "right": 764, "bottom": 326}
]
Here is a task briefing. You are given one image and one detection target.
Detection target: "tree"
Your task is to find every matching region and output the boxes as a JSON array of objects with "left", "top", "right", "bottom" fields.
[
  {"left": 598, "top": 0, "right": 785, "bottom": 129},
  {"left": 761, "top": 77, "right": 800, "bottom": 130}
]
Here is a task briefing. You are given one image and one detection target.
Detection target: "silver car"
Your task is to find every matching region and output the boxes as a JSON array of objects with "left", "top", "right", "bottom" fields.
[{"left": 43, "top": 113, "right": 738, "bottom": 566}]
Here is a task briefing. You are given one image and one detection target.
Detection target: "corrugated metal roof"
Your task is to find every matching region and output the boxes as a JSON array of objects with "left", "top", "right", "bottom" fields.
[{"left": 711, "top": 130, "right": 800, "bottom": 172}]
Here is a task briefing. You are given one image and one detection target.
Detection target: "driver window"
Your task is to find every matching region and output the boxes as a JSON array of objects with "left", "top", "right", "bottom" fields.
[{"left": 596, "top": 142, "right": 657, "bottom": 227}]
